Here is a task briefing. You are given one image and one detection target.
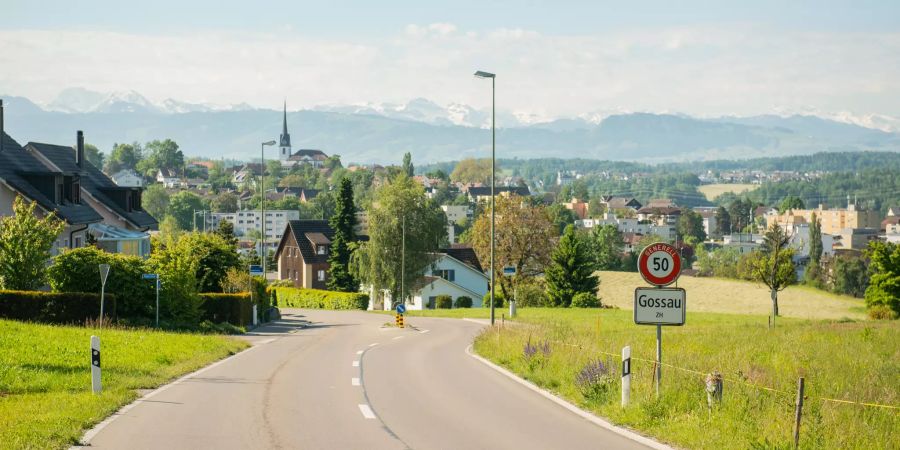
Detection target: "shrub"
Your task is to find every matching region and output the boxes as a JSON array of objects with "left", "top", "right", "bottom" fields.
[
  {"left": 0, "top": 290, "right": 117, "bottom": 324},
  {"left": 199, "top": 293, "right": 253, "bottom": 326},
  {"left": 515, "top": 280, "right": 547, "bottom": 307},
  {"left": 575, "top": 359, "right": 615, "bottom": 401},
  {"left": 571, "top": 292, "right": 601, "bottom": 308},
  {"left": 454, "top": 296, "right": 473, "bottom": 308},
  {"left": 867, "top": 305, "right": 898, "bottom": 320},
  {"left": 198, "top": 320, "right": 246, "bottom": 334},
  {"left": 435, "top": 295, "right": 453, "bottom": 309},
  {"left": 274, "top": 287, "right": 369, "bottom": 310},
  {"left": 482, "top": 290, "right": 505, "bottom": 308}
]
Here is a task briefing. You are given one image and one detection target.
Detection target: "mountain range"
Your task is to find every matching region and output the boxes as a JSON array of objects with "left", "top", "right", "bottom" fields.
[{"left": 1, "top": 88, "right": 898, "bottom": 164}]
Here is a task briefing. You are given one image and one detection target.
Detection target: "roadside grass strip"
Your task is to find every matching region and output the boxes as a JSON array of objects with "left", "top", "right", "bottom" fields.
[
  {"left": 0, "top": 319, "right": 248, "bottom": 450},
  {"left": 471, "top": 308, "right": 899, "bottom": 450}
]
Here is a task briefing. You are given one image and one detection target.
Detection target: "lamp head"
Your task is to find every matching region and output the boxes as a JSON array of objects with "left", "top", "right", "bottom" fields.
[
  {"left": 262, "top": 140, "right": 276, "bottom": 146},
  {"left": 474, "top": 70, "right": 495, "bottom": 79}
]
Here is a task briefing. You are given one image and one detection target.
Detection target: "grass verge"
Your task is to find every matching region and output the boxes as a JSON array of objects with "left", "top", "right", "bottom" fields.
[
  {"left": 0, "top": 319, "right": 249, "bottom": 449},
  {"left": 471, "top": 308, "right": 898, "bottom": 449}
]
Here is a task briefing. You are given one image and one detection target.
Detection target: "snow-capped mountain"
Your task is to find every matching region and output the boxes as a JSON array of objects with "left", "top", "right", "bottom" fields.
[{"left": 44, "top": 87, "right": 253, "bottom": 115}]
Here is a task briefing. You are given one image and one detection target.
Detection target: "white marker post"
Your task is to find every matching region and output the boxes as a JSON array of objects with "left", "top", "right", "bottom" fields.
[
  {"left": 91, "top": 335, "right": 101, "bottom": 393},
  {"left": 621, "top": 345, "right": 631, "bottom": 407},
  {"left": 252, "top": 304, "right": 258, "bottom": 327}
]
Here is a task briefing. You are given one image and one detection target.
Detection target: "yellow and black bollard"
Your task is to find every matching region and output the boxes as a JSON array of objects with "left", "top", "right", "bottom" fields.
[{"left": 395, "top": 313, "right": 405, "bottom": 328}]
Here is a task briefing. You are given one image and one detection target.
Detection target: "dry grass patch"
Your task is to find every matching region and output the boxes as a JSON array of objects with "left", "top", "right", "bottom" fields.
[{"left": 698, "top": 183, "right": 759, "bottom": 201}]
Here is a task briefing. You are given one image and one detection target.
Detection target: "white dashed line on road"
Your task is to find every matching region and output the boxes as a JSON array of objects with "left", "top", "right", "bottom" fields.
[
  {"left": 369, "top": 343, "right": 379, "bottom": 347},
  {"left": 392, "top": 336, "right": 404, "bottom": 340},
  {"left": 356, "top": 350, "right": 364, "bottom": 355},
  {"left": 352, "top": 360, "right": 360, "bottom": 367},
  {"left": 351, "top": 377, "right": 360, "bottom": 386},
  {"left": 420, "top": 329, "right": 430, "bottom": 334},
  {"left": 358, "top": 404, "right": 376, "bottom": 419}
]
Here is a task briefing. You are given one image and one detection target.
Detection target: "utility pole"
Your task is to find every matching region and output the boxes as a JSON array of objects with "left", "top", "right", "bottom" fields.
[{"left": 400, "top": 215, "right": 405, "bottom": 309}]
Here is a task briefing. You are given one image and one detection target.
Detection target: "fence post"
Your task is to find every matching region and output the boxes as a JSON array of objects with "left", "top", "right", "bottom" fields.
[
  {"left": 621, "top": 346, "right": 631, "bottom": 407},
  {"left": 793, "top": 377, "right": 805, "bottom": 449}
]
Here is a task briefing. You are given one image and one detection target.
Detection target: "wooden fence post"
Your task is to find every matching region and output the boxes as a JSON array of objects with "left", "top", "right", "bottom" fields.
[{"left": 793, "top": 377, "right": 805, "bottom": 449}]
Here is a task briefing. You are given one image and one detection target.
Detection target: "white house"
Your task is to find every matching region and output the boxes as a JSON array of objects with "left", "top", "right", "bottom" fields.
[
  {"left": 156, "top": 168, "right": 181, "bottom": 188},
  {"left": 371, "top": 246, "right": 489, "bottom": 311},
  {"left": 111, "top": 169, "right": 144, "bottom": 187}
]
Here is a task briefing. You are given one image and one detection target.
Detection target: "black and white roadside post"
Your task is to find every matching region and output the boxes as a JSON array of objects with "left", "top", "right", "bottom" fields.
[
  {"left": 635, "top": 242, "right": 685, "bottom": 397},
  {"left": 621, "top": 345, "right": 631, "bottom": 407},
  {"left": 503, "top": 265, "right": 516, "bottom": 318},
  {"left": 142, "top": 273, "right": 160, "bottom": 328},
  {"left": 92, "top": 264, "right": 110, "bottom": 394},
  {"left": 249, "top": 264, "right": 264, "bottom": 326}
]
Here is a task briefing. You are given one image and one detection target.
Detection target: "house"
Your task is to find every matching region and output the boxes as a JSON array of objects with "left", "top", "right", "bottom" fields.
[
  {"left": 563, "top": 197, "right": 589, "bottom": 219},
  {"left": 0, "top": 123, "right": 156, "bottom": 258},
  {"left": 600, "top": 196, "right": 642, "bottom": 211},
  {"left": 834, "top": 228, "right": 879, "bottom": 251},
  {"left": 371, "top": 245, "right": 489, "bottom": 311},
  {"left": 209, "top": 209, "right": 300, "bottom": 253},
  {"left": 232, "top": 163, "right": 263, "bottom": 189},
  {"left": 693, "top": 207, "right": 718, "bottom": 239},
  {"left": 156, "top": 168, "right": 181, "bottom": 188},
  {"left": 636, "top": 206, "right": 681, "bottom": 227},
  {"left": 111, "top": 169, "right": 144, "bottom": 187},
  {"left": 765, "top": 201, "right": 881, "bottom": 235},
  {"left": 788, "top": 223, "right": 835, "bottom": 278},
  {"left": 274, "top": 220, "right": 334, "bottom": 289},
  {"left": 466, "top": 186, "right": 530, "bottom": 203},
  {"left": 556, "top": 171, "right": 575, "bottom": 186}
]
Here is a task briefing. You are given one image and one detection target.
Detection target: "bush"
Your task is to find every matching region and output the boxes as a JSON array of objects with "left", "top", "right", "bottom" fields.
[
  {"left": 571, "top": 292, "right": 601, "bottom": 308},
  {"left": 199, "top": 293, "right": 253, "bottom": 326},
  {"left": 0, "top": 290, "right": 117, "bottom": 324},
  {"left": 274, "top": 287, "right": 369, "bottom": 310},
  {"left": 198, "top": 320, "right": 246, "bottom": 334},
  {"left": 868, "top": 305, "right": 898, "bottom": 320},
  {"left": 482, "top": 290, "right": 506, "bottom": 308},
  {"left": 515, "top": 280, "right": 547, "bottom": 307},
  {"left": 454, "top": 296, "right": 473, "bottom": 308},
  {"left": 435, "top": 295, "right": 453, "bottom": 309}
]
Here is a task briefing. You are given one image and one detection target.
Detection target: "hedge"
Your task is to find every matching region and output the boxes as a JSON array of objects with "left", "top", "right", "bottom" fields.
[
  {"left": 435, "top": 295, "right": 453, "bottom": 309},
  {"left": 454, "top": 296, "right": 473, "bottom": 308},
  {"left": 273, "top": 287, "right": 369, "bottom": 310},
  {"left": 482, "top": 291, "right": 506, "bottom": 308},
  {"left": 199, "top": 293, "right": 253, "bottom": 326},
  {"left": 0, "top": 290, "right": 117, "bottom": 324}
]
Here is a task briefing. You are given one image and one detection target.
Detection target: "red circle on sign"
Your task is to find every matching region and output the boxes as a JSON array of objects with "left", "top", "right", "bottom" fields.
[{"left": 638, "top": 242, "right": 681, "bottom": 286}]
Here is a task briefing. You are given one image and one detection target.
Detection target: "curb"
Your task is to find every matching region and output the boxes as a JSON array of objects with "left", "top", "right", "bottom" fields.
[
  {"left": 465, "top": 344, "right": 673, "bottom": 450},
  {"left": 71, "top": 339, "right": 265, "bottom": 449}
]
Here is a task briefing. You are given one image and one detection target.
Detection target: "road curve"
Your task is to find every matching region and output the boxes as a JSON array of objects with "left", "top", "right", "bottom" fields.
[{"left": 80, "top": 309, "right": 654, "bottom": 450}]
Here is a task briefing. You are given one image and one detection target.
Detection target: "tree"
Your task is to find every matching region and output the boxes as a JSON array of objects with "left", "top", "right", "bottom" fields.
[
  {"left": 0, "top": 196, "right": 66, "bottom": 290},
  {"left": 728, "top": 198, "right": 752, "bottom": 233},
  {"left": 545, "top": 225, "right": 599, "bottom": 307},
  {"left": 210, "top": 192, "right": 239, "bottom": 213},
  {"left": 547, "top": 203, "right": 577, "bottom": 235},
  {"left": 450, "top": 158, "right": 494, "bottom": 185},
  {"left": 147, "top": 234, "right": 202, "bottom": 325},
  {"left": 351, "top": 175, "right": 447, "bottom": 305},
  {"left": 167, "top": 191, "right": 206, "bottom": 230},
  {"left": 215, "top": 220, "right": 238, "bottom": 247},
  {"left": 779, "top": 195, "right": 805, "bottom": 213},
  {"left": 143, "top": 184, "right": 170, "bottom": 220},
  {"left": 137, "top": 139, "right": 184, "bottom": 177},
  {"left": 327, "top": 178, "right": 359, "bottom": 292},
  {"left": 105, "top": 142, "right": 142, "bottom": 174},
  {"left": 172, "top": 232, "right": 242, "bottom": 293},
  {"left": 84, "top": 143, "right": 104, "bottom": 169},
  {"left": 750, "top": 223, "right": 795, "bottom": 319},
  {"left": 864, "top": 241, "right": 899, "bottom": 317},
  {"left": 830, "top": 255, "right": 868, "bottom": 298},
  {"left": 590, "top": 224, "right": 624, "bottom": 271},
  {"left": 401, "top": 152, "right": 414, "bottom": 178},
  {"left": 808, "top": 212, "right": 823, "bottom": 265},
  {"left": 677, "top": 209, "right": 707, "bottom": 242},
  {"left": 468, "top": 195, "right": 556, "bottom": 299},
  {"left": 715, "top": 206, "right": 731, "bottom": 239}
]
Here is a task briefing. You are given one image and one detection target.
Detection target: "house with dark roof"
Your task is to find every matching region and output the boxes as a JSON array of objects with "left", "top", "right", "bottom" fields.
[
  {"left": 274, "top": 220, "right": 335, "bottom": 289},
  {"left": 466, "top": 185, "right": 531, "bottom": 203}
]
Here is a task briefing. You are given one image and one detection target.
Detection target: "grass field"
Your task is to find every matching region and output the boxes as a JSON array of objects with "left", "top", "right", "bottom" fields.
[
  {"left": 698, "top": 183, "right": 759, "bottom": 201},
  {"left": 0, "top": 320, "right": 248, "bottom": 449},
  {"left": 470, "top": 308, "right": 899, "bottom": 449}
]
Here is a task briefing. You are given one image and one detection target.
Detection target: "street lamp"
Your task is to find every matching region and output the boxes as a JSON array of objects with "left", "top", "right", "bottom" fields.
[
  {"left": 474, "top": 70, "right": 496, "bottom": 326},
  {"left": 260, "top": 140, "right": 276, "bottom": 280}
]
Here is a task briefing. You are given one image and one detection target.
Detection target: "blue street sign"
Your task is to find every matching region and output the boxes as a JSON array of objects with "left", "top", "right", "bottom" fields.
[
  {"left": 142, "top": 273, "right": 158, "bottom": 280},
  {"left": 396, "top": 304, "right": 406, "bottom": 314},
  {"left": 249, "top": 265, "right": 264, "bottom": 276}
]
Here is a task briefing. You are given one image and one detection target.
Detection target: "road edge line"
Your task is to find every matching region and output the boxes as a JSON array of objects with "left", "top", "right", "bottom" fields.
[
  {"left": 465, "top": 344, "right": 673, "bottom": 450},
  {"left": 72, "top": 339, "right": 265, "bottom": 448}
]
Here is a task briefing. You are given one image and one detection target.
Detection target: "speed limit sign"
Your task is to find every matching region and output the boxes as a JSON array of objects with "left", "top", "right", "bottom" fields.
[{"left": 638, "top": 242, "right": 682, "bottom": 287}]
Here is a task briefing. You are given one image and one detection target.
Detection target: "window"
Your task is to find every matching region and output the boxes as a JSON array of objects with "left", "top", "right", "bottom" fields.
[
  {"left": 317, "top": 245, "right": 326, "bottom": 255},
  {"left": 74, "top": 236, "right": 83, "bottom": 248},
  {"left": 436, "top": 269, "right": 455, "bottom": 282},
  {"left": 317, "top": 270, "right": 325, "bottom": 281},
  {"left": 71, "top": 182, "right": 80, "bottom": 204},
  {"left": 294, "top": 270, "right": 299, "bottom": 280}
]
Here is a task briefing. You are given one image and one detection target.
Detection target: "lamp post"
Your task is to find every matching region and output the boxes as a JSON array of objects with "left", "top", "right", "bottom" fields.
[
  {"left": 260, "top": 140, "right": 276, "bottom": 280},
  {"left": 474, "top": 70, "right": 496, "bottom": 325}
]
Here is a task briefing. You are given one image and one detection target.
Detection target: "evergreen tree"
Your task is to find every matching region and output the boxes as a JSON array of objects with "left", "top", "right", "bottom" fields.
[
  {"left": 715, "top": 206, "right": 731, "bottom": 238},
  {"left": 808, "top": 212, "right": 822, "bottom": 264},
  {"left": 327, "top": 178, "right": 359, "bottom": 292},
  {"left": 402, "top": 152, "right": 414, "bottom": 177},
  {"left": 215, "top": 220, "right": 238, "bottom": 247},
  {"left": 545, "top": 225, "right": 599, "bottom": 307}
]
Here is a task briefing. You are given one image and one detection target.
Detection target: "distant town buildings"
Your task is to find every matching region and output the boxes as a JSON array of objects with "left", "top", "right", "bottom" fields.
[
  {"left": 111, "top": 168, "right": 144, "bottom": 187},
  {"left": 276, "top": 102, "right": 329, "bottom": 168},
  {"left": 209, "top": 210, "right": 300, "bottom": 253}
]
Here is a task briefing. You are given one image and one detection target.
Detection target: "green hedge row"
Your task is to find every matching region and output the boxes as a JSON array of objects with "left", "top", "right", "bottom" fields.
[
  {"left": 273, "top": 287, "right": 369, "bottom": 310},
  {"left": 0, "top": 290, "right": 117, "bottom": 324},
  {"left": 199, "top": 293, "right": 253, "bottom": 326}
]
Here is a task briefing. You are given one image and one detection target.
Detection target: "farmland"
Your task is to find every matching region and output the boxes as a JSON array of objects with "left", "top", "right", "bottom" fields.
[{"left": 698, "top": 183, "right": 759, "bottom": 201}]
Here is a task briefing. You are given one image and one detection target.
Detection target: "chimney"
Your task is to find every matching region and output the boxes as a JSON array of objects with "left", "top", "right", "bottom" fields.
[
  {"left": 0, "top": 99, "right": 4, "bottom": 153},
  {"left": 76, "top": 130, "right": 84, "bottom": 168}
]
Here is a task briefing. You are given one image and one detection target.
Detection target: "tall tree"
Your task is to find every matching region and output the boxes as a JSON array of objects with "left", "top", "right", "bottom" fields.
[
  {"left": 0, "top": 196, "right": 67, "bottom": 290},
  {"left": 84, "top": 143, "right": 104, "bottom": 169},
  {"left": 142, "top": 184, "right": 170, "bottom": 220},
  {"left": 728, "top": 198, "right": 752, "bottom": 233},
  {"left": 715, "top": 206, "right": 731, "bottom": 238},
  {"left": 167, "top": 191, "right": 206, "bottom": 230},
  {"left": 210, "top": 192, "right": 239, "bottom": 213},
  {"left": 808, "top": 212, "right": 823, "bottom": 264},
  {"left": 327, "top": 178, "right": 359, "bottom": 292},
  {"left": 545, "top": 225, "right": 599, "bottom": 307},
  {"left": 778, "top": 195, "right": 806, "bottom": 213},
  {"left": 215, "top": 220, "right": 238, "bottom": 247},
  {"left": 351, "top": 175, "right": 446, "bottom": 305},
  {"left": 589, "top": 224, "right": 624, "bottom": 271},
  {"left": 105, "top": 142, "right": 142, "bottom": 174},
  {"left": 864, "top": 241, "right": 900, "bottom": 318},
  {"left": 677, "top": 209, "right": 707, "bottom": 242},
  {"left": 401, "top": 152, "right": 414, "bottom": 178},
  {"left": 137, "top": 139, "right": 184, "bottom": 177},
  {"left": 751, "top": 223, "right": 795, "bottom": 319},
  {"left": 830, "top": 255, "right": 868, "bottom": 298},
  {"left": 450, "top": 158, "right": 494, "bottom": 185}
]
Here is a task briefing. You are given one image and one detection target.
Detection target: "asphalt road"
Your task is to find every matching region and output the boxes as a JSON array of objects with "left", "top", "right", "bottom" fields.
[{"left": 81, "top": 309, "right": 654, "bottom": 450}]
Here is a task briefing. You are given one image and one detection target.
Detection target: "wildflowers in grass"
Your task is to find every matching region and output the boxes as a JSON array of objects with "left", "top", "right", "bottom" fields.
[
  {"left": 523, "top": 338, "right": 552, "bottom": 371},
  {"left": 576, "top": 359, "right": 615, "bottom": 401}
]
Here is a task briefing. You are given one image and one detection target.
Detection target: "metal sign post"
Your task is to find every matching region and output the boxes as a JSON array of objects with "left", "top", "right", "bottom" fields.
[
  {"left": 502, "top": 265, "right": 516, "bottom": 318},
  {"left": 635, "top": 242, "right": 685, "bottom": 397},
  {"left": 98, "top": 264, "right": 110, "bottom": 330}
]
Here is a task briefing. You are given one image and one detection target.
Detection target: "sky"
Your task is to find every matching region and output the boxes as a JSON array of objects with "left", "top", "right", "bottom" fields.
[{"left": 1, "top": 0, "right": 899, "bottom": 120}]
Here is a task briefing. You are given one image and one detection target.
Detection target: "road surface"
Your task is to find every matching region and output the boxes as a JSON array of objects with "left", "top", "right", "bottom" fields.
[{"left": 81, "top": 309, "right": 654, "bottom": 449}]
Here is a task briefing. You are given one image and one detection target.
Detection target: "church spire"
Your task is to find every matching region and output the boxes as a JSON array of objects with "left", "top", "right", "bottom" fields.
[{"left": 279, "top": 100, "right": 292, "bottom": 161}]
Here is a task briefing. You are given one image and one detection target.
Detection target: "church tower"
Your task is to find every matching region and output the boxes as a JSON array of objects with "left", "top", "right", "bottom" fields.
[{"left": 279, "top": 101, "right": 291, "bottom": 161}]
